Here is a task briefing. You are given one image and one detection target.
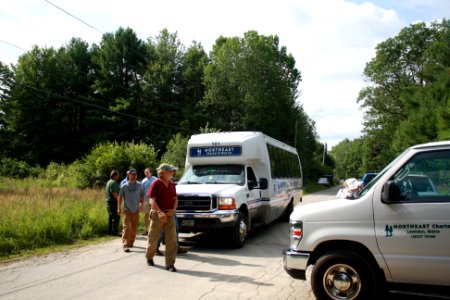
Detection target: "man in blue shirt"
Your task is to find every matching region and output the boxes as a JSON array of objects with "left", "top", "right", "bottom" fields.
[
  {"left": 118, "top": 168, "right": 144, "bottom": 252},
  {"left": 120, "top": 170, "right": 129, "bottom": 187}
]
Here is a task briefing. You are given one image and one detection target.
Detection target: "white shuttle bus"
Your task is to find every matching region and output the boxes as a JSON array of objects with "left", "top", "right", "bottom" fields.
[{"left": 176, "top": 131, "right": 303, "bottom": 248}]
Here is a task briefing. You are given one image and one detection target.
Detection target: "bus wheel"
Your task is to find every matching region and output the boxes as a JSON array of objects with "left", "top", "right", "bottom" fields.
[{"left": 230, "top": 211, "right": 248, "bottom": 248}]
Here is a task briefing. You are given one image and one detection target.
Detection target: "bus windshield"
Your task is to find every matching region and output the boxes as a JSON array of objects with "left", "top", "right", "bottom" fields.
[{"left": 178, "top": 165, "right": 245, "bottom": 185}]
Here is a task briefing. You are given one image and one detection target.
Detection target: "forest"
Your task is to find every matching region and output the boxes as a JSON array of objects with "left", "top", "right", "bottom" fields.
[
  {"left": 332, "top": 19, "right": 449, "bottom": 179},
  {"left": 0, "top": 20, "right": 449, "bottom": 184}
]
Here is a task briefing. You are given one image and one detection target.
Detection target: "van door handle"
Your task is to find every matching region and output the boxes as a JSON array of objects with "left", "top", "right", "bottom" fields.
[{"left": 246, "top": 193, "right": 249, "bottom": 198}]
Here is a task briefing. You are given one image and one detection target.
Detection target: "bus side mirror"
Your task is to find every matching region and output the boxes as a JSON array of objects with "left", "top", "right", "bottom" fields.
[{"left": 259, "top": 178, "right": 268, "bottom": 190}]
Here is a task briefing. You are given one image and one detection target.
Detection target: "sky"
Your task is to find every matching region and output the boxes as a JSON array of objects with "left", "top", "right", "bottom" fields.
[{"left": 1, "top": 0, "right": 449, "bottom": 148}]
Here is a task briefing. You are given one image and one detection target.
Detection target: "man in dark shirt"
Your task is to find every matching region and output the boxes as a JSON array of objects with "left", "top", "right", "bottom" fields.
[
  {"left": 145, "top": 163, "right": 178, "bottom": 272},
  {"left": 105, "top": 170, "right": 120, "bottom": 236}
]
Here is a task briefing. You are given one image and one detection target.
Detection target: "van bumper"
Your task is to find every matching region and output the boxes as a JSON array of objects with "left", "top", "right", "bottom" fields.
[
  {"left": 176, "top": 210, "right": 238, "bottom": 232},
  {"left": 282, "top": 248, "right": 309, "bottom": 280}
]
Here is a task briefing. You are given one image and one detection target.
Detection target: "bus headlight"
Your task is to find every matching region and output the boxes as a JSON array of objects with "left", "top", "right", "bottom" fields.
[
  {"left": 218, "top": 197, "right": 236, "bottom": 210},
  {"left": 289, "top": 220, "right": 303, "bottom": 249}
]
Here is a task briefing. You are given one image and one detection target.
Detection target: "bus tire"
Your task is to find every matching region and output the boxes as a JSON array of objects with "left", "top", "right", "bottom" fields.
[{"left": 229, "top": 211, "right": 248, "bottom": 248}]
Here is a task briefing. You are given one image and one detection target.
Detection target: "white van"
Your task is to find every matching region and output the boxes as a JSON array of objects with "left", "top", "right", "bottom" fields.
[
  {"left": 283, "top": 141, "right": 450, "bottom": 299},
  {"left": 176, "top": 131, "right": 303, "bottom": 247}
]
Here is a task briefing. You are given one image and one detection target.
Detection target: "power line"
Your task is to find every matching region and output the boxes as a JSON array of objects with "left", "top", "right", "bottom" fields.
[
  {"left": 0, "top": 40, "right": 27, "bottom": 52},
  {"left": 2, "top": 3, "right": 204, "bottom": 135},
  {"left": 0, "top": 36, "right": 203, "bottom": 128},
  {"left": 43, "top": 0, "right": 104, "bottom": 34},
  {"left": 18, "top": 82, "right": 193, "bottom": 134},
  {"left": 40, "top": 0, "right": 200, "bottom": 114}
]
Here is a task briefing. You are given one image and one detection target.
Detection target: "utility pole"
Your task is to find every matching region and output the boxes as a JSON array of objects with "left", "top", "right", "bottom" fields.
[
  {"left": 294, "top": 119, "right": 298, "bottom": 148},
  {"left": 322, "top": 143, "right": 327, "bottom": 165}
]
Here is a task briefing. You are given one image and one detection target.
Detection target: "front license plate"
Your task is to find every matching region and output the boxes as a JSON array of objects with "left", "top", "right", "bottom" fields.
[{"left": 181, "top": 219, "right": 194, "bottom": 227}]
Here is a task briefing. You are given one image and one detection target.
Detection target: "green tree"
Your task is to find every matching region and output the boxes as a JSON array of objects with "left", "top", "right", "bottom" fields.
[
  {"left": 202, "top": 31, "right": 302, "bottom": 141},
  {"left": 91, "top": 27, "right": 148, "bottom": 143},
  {"left": 0, "top": 62, "right": 14, "bottom": 158},
  {"left": 330, "top": 138, "right": 364, "bottom": 180},
  {"left": 358, "top": 20, "right": 450, "bottom": 168},
  {"left": 2, "top": 40, "right": 95, "bottom": 165},
  {"left": 160, "top": 132, "right": 189, "bottom": 176},
  {"left": 200, "top": 31, "right": 322, "bottom": 179},
  {"left": 141, "top": 29, "right": 188, "bottom": 149},
  {"left": 178, "top": 42, "right": 209, "bottom": 131}
]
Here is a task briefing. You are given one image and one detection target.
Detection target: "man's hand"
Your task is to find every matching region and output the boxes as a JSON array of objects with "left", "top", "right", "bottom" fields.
[
  {"left": 157, "top": 211, "right": 168, "bottom": 222},
  {"left": 165, "top": 209, "right": 175, "bottom": 217}
]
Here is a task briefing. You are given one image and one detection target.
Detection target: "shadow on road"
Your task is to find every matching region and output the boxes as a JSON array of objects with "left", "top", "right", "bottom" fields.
[{"left": 178, "top": 220, "right": 289, "bottom": 258}]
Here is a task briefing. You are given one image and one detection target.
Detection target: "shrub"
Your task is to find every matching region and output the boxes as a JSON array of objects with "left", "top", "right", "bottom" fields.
[
  {"left": 161, "top": 133, "right": 188, "bottom": 177},
  {"left": 0, "top": 157, "right": 41, "bottom": 178},
  {"left": 74, "top": 141, "right": 159, "bottom": 188}
]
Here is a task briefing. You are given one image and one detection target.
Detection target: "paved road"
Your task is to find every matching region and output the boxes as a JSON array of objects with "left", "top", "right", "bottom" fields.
[
  {"left": 0, "top": 187, "right": 440, "bottom": 300},
  {"left": 1, "top": 190, "right": 338, "bottom": 300}
]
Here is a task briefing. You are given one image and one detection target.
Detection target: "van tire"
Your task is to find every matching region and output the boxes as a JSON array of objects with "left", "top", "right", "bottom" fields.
[
  {"left": 311, "top": 250, "right": 377, "bottom": 300},
  {"left": 229, "top": 211, "right": 248, "bottom": 248}
]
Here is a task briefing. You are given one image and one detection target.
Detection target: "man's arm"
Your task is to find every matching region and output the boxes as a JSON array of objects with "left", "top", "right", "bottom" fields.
[
  {"left": 150, "top": 197, "right": 161, "bottom": 211},
  {"left": 117, "top": 196, "right": 123, "bottom": 214},
  {"left": 172, "top": 196, "right": 178, "bottom": 211},
  {"left": 139, "top": 194, "right": 144, "bottom": 212},
  {"left": 112, "top": 191, "right": 119, "bottom": 202},
  {"left": 150, "top": 197, "right": 167, "bottom": 222}
]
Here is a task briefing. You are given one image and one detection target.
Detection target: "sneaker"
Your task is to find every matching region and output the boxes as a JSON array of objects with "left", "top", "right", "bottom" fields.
[
  {"left": 177, "top": 247, "right": 188, "bottom": 255},
  {"left": 156, "top": 249, "right": 164, "bottom": 256},
  {"left": 147, "top": 259, "right": 155, "bottom": 266},
  {"left": 166, "top": 265, "right": 177, "bottom": 272},
  {"left": 123, "top": 247, "right": 130, "bottom": 253}
]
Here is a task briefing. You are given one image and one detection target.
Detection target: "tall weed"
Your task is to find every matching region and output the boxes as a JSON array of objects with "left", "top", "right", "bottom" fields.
[{"left": 0, "top": 178, "right": 111, "bottom": 258}]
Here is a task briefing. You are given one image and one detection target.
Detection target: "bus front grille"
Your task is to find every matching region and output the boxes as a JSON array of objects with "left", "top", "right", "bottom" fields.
[{"left": 177, "top": 195, "right": 217, "bottom": 211}]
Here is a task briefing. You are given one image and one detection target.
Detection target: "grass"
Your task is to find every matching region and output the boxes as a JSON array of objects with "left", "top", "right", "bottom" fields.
[{"left": 0, "top": 178, "right": 132, "bottom": 262}]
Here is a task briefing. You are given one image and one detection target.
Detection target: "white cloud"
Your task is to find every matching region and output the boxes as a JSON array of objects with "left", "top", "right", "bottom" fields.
[{"left": 0, "top": 0, "right": 446, "bottom": 148}]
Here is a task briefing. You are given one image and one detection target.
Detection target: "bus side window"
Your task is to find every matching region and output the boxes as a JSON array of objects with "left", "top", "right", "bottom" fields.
[{"left": 247, "top": 167, "right": 257, "bottom": 189}]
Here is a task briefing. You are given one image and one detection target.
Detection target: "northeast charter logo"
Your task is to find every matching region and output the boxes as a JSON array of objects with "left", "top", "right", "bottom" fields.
[{"left": 385, "top": 224, "right": 449, "bottom": 239}]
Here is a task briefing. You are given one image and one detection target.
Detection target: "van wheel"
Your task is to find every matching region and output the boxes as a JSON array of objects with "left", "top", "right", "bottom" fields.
[
  {"left": 229, "top": 211, "right": 248, "bottom": 248},
  {"left": 311, "top": 250, "right": 377, "bottom": 300}
]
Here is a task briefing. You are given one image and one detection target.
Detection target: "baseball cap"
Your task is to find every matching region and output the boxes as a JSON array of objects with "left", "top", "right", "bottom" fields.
[{"left": 157, "top": 163, "right": 176, "bottom": 172}]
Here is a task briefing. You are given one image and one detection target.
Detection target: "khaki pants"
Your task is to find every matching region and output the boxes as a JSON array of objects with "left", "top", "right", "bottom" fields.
[
  {"left": 146, "top": 211, "right": 177, "bottom": 267},
  {"left": 122, "top": 211, "right": 139, "bottom": 247}
]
